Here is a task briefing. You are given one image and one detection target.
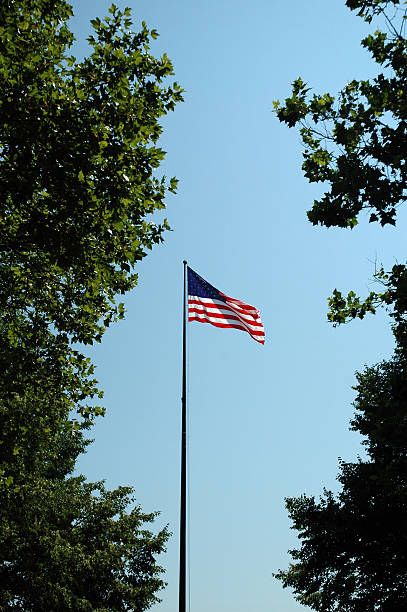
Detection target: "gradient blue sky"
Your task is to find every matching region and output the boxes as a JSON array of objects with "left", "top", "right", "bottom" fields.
[{"left": 70, "top": 2, "right": 406, "bottom": 610}]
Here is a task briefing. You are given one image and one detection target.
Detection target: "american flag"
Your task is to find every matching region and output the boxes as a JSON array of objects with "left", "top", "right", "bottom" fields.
[{"left": 187, "top": 267, "right": 265, "bottom": 344}]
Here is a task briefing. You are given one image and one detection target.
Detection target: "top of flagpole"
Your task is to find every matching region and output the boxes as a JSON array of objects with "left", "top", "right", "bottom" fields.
[{"left": 183, "top": 260, "right": 187, "bottom": 265}]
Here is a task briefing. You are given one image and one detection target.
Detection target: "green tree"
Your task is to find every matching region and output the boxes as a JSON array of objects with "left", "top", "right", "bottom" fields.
[
  {"left": 274, "top": 0, "right": 407, "bottom": 324},
  {"left": 274, "top": 1, "right": 407, "bottom": 609},
  {"left": 275, "top": 0, "right": 406, "bottom": 230},
  {"left": 0, "top": 0, "right": 182, "bottom": 423},
  {"left": 1, "top": 0, "right": 182, "bottom": 346},
  {"left": 0, "top": 387, "right": 169, "bottom": 611},
  {"left": 0, "top": 0, "right": 182, "bottom": 607},
  {"left": 274, "top": 322, "right": 407, "bottom": 611}
]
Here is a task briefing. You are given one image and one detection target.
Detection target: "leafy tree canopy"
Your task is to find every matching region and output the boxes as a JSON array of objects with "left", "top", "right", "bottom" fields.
[
  {"left": 274, "top": 0, "right": 407, "bottom": 325},
  {"left": 1, "top": 0, "right": 183, "bottom": 421},
  {"left": 274, "top": 2, "right": 407, "bottom": 610},
  {"left": 274, "top": 0, "right": 407, "bottom": 229},
  {"left": 274, "top": 321, "right": 407, "bottom": 611},
  {"left": 0, "top": 1, "right": 182, "bottom": 608},
  {"left": 0, "top": 387, "right": 169, "bottom": 611}
]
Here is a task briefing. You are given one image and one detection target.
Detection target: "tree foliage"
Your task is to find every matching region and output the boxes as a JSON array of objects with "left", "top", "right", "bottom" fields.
[
  {"left": 274, "top": 0, "right": 407, "bottom": 229},
  {"left": 1, "top": 0, "right": 181, "bottom": 344},
  {"left": 1, "top": 0, "right": 182, "bottom": 422},
  {"left": 274, "top": 0, "right": 407, "bottom": 322},
  {"left": 274, "top": 1, "right": 407, "bottom": 609},
  {"left": 274, "top": 322, "right": 407, "bottom": 611},
  {"left": 0, "top": 388, "right": 169, "bottom": 611},
  {"left": 0, "top": 0, "right": 182, "bottom": 607}
]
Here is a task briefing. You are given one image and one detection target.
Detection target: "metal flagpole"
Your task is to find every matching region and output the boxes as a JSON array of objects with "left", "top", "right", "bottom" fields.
[{"left": 179, "top": 260, "right": 187, "bottom": 612}]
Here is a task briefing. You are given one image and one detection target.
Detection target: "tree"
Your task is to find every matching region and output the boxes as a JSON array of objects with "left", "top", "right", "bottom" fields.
[
  {"left": 274, "top": 0, "right": 407, "bottom": 323},
  {"left": 0, "top": 387, "right": 169, "bottom": 611},
  {"left": 0, "top": 1, "right": 182, "bottom": 607},
  {"left": 273, "top": 1, "right": 407, "bottom": 608},
  {"left": 275, "top": 0, "right": 407, "bottom": 229},
  {"left": 274, "top": 322, "right": 407, "bottom": 611},
  {"left": 0, "top": 339, "right": 170, "bottom": 609},
  {"left": 1, "top": 0, "right": 182, "bottom": 344},
  {"left": 0, "top": 0, "right": 182, "bottom": 422}
]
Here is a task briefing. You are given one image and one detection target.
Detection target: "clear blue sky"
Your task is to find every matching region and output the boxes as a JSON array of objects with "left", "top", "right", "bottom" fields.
[{"left": 70, "top": 2, "right": 407, "bottom": 610}]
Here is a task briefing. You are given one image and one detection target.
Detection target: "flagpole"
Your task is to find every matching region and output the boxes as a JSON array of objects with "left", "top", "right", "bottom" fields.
[{"left": 179, "top": 260, "right": 187, "bottom": 612}]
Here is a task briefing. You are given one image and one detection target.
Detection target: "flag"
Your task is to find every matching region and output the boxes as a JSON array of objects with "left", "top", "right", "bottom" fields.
[{"left": 187, "top": 266, "right": 265, "bottom": 344}]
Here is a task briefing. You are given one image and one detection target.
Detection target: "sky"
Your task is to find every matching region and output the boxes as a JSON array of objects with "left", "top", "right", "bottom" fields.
[{"left": 69, "top": 2, "right": 407, "bottom": 611}]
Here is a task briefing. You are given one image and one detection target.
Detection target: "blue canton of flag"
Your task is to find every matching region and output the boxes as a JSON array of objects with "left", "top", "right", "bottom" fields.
[{"left": 187, "top": 267, "right": 265, "bottom": 344}]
